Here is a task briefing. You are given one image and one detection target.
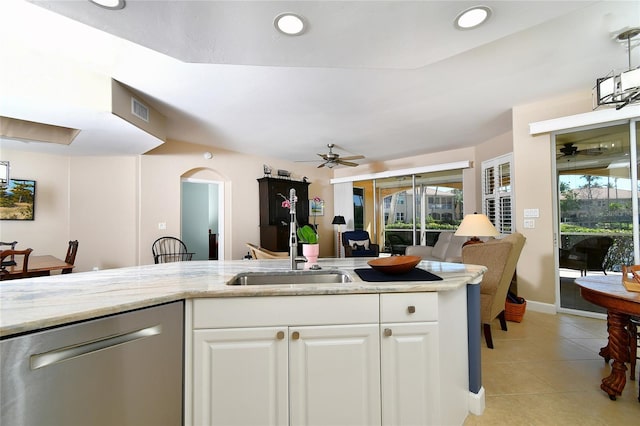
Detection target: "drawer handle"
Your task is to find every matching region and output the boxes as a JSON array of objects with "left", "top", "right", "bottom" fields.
[
  {"left": 383, "top": 328, "right": 392, "bottom": 337},
  {"left": 276, "top": 331, "right": 285, "bottom": 340},
  {"left": 407, "top": 305, "right": 416, "bottom": 314},
  {"left": 291, "top": 331, "right": 300, "bottom": 340}
]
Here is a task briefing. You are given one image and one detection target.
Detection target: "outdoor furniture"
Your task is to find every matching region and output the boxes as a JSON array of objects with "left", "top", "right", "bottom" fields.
[
  {"left": 559, "top": 236, "right": 613, "bottom": 276},
  {"left": 341, "top": 230, "right": 379, "bottom": 257},
  {"left": 462, "top": 232, "right": 526, "bottom": 349},
  {"left": 152, "top": 237, "right": 195, "bottom": 264}
]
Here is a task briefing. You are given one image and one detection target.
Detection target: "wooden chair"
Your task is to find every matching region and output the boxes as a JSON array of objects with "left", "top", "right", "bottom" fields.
[
  {"left": 0, "top": 248, "right": 33, "bottom": 280},
  {"left": 0, "top": 241, "right": 18, "bottom": 266},
  {"left": 62, "top": 240, "right": 78, "bottom": 274},
  {"left": 462, "top": 233, "right": 526, "bottom": 349},
  {"left": 245, "top": 243, "right": 288, "bottom": 260},
  {"left": 152, "top": 237, "right": 195, "bottom": 264}
]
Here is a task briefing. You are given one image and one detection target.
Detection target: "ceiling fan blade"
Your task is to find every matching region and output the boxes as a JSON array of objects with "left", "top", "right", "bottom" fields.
[
  {"left": 339, "top": 155, "right": 365, "bottom": 161},
  {"left": 317, "top": 153, "right": 329, "bottom": 160},
  {"left": 337, "top": 160, "right": 359, "bottom": 167},
  {"left": 317, "top": 162, "right": 326, "bottom": 168}
]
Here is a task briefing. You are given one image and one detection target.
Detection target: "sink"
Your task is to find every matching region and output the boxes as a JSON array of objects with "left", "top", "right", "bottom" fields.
[{"left": 227, "top": 270, "right": 352, "bottom": 286}]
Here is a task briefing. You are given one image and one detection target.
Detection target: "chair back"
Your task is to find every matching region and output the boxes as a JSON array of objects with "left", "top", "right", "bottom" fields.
[
  {"left": 0, "top": 248, "right": 33, "bottom": 280},
  {"left": 152, "top": 237, "right": 195, "bottom": 264},
  {"left": 62, "top": 240, "right": 79, "bottom": 274},
  {"left": 462, "top": 233, "right": 526, "bottom": 322},
  {"left": 0, "top": 241, "right": 18, "bottom": 264}
]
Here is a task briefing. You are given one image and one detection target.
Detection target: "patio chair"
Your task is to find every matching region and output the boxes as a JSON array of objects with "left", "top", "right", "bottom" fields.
[{"left": 559, "top": 236, "right": 613, "bottom": 276}]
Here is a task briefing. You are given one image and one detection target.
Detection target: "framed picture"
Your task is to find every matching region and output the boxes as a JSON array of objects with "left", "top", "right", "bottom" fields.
[
  {"left": 1, "top": 179, "right": 36, "bottom": 220},
  {"left": 309, "top": 198, "right": 324, "bottom": 216}
]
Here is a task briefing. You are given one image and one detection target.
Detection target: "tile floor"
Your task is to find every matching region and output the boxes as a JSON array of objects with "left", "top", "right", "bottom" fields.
[{"left": 464, "top": 310, "right": 640, "bottom": 425}]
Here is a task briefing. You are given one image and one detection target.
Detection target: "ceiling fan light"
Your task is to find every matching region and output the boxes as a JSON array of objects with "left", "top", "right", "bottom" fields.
[
  {"left": 621, "top": 68, "right": 640, "bottom": 91},
  {"left": 89, "top": 0, "right": 125, "bottom": 10},
  {"left": 275, "top": 13, "right": 305, "bottom": 36},
  {"left": 455, "top": 6, "right": 491, "bottom": 30}
]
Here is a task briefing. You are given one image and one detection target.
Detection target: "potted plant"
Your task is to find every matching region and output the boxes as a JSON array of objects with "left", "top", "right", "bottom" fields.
[{"left": 297, "top": 224, "right": 319, "bottom": 265}]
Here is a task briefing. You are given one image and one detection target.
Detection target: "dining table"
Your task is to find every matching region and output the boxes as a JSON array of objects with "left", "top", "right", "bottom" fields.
[
  {"left": 2, "top": 255, "right": 74, "bottom": 278},
  {"left": 576, "top": 275, "right": 640, "bottom": 402}
]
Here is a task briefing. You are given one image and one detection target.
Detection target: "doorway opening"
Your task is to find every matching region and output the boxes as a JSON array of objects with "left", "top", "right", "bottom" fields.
[{"left": 181, "top": 178, "right": 224, "bottom": 261}]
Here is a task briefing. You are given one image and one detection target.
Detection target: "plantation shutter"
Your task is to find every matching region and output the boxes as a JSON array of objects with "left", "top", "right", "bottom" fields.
[{"left": 482, "top": 153, "right": 513, "bottom": 234}]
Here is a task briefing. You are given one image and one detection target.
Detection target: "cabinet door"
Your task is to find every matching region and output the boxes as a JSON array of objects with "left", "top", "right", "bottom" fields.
[
  {"left": 193, "top": 327, "right": 288, "bottom": 426},
  {"left": 289, "top": 324, "right": 381, "bottom": 426},
  {"left": 380, "top": 322, "right": 440, "bottom": 426}
]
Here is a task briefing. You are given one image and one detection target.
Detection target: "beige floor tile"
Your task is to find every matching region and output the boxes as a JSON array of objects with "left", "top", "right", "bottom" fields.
[{"left": 465, "top": 312, "right": 640, "bottom": 425}]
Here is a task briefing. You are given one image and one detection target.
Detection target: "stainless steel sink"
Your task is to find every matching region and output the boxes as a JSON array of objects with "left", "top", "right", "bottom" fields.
[{"left": 227, "top": 270, "right": 352, "bottom": 286}]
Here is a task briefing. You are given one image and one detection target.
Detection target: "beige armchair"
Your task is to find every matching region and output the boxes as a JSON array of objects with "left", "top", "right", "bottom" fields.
[
  {"left": 246, "top": 243, "right": 289, "bottom": 260},
  {"left": 462, "top": 232, "right": 526, "bottom": 349}
]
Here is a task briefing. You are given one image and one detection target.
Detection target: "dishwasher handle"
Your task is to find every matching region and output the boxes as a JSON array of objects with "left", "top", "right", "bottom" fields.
[{"left": 30, "top": 324, "right": 162, "bottom": 370}]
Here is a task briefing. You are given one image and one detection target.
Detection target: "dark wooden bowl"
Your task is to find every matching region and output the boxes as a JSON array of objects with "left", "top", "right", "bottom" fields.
[{"left": 367, "top": 255, "right": 422, "bottom": 275}]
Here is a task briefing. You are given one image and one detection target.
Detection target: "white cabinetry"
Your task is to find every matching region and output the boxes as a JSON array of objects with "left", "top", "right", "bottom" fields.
[
  {"left": 380, "top": 293, "right": 440, "bottom": 426},
  {"left": 188, "top": 289, "right": 468, "bottom": 426},
  {"left": 190, "top": 295, "right": 380, "bottom": 426}
]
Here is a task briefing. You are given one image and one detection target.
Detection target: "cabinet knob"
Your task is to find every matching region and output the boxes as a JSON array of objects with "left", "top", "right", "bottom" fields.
[
  {"left": 383, "top": 328, "right": 393, "bottom": 337},
  {"left": 291, "top": 331, "right": 300, "bottom": 340},
  {"left": 407, "top": 305, "right": 416, "bottom": 314},
  {"left": 276, "top": 331, "right": 285, "bottom": 340}
]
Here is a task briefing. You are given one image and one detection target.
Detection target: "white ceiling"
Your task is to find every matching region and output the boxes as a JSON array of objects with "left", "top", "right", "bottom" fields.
[{"left": 1, "top": 0, "right": 639, "bottom": 165}]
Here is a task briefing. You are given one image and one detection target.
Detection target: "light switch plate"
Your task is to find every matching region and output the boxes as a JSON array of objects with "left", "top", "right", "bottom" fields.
[
  {"left": 524, "top": 209, "right": 539, "bottom": 218},
  {"left": 524, "top": 219, "right": 535, "bottom": 229},
  {"left": 158, "top": 222, "right": 167, "bottom": 230}
]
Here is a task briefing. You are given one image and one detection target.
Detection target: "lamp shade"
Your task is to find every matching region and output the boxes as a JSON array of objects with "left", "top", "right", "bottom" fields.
[
  {"left": 332, "top": 215, "right": 346, "bottom": 225},
  {"left": 454, "top": 213, "right": 499, "bottom": 237}
]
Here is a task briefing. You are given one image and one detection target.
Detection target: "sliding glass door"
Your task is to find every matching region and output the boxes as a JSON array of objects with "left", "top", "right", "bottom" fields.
[
  {"left": 556, "top": 121, "right": 639, "bottom": 314},
  {"left": 353, "top": 169, "right": 463, "bottom": 255}
]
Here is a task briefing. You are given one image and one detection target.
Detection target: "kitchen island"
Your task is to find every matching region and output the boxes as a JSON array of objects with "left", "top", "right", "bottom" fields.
[{"left": 1, "top": 258, "right": 486, "bottom": 425}]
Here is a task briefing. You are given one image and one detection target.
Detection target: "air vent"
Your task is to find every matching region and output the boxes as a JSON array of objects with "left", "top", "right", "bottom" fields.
[{"left": 131, "top": 97, "right": 149, "bottom": 122}]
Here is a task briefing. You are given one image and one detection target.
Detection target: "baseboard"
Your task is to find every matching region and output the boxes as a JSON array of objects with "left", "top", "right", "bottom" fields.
[
  {"left": 468, "top": 386, "right": 485, "bottom": 415},
  {"left": 525, "top": 300, "right": 556, "bottom": 315}
]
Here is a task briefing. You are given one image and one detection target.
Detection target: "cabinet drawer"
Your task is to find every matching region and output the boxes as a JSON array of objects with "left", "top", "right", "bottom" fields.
[
  {"left": 193, "top": 294, "right": 379, "bottom": 328},
  {"left": 380, "top": 293, "right": 438, "bottom": 323}
]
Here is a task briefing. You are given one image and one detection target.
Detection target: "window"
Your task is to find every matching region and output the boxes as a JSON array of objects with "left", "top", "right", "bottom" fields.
[{"left": 482, "top": 153, "right": 513, "bottom": 234}]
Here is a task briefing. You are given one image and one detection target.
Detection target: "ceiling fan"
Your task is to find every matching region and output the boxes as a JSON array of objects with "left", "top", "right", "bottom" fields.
[
  {"left": 557, "top": 142, "right": 608, "bottom": 158},
  {"left": 314, "top": 144, "right": 365, "bottom": 168}
]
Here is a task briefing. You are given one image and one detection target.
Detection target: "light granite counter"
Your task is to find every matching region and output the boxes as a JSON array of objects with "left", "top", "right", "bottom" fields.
[{"left": 0, "top": 258, "right": 485, "bottom": 338}]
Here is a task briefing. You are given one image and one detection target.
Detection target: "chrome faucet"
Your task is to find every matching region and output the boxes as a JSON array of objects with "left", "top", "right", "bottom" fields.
[{"left": 288, "top": 188, "right": 307, "bottom": 270}]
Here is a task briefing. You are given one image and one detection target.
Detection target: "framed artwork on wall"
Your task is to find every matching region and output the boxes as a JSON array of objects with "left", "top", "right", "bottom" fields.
[
  {"left": 0, "top": 179, "right": 36, "bottom": 220},
  {"left": 309, "top": 198, "right": 324, "bottom": 216}
]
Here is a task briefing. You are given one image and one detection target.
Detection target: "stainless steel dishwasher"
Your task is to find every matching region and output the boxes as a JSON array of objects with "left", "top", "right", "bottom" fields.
[{"left": 1, "top": 301, "right": 184, "bottom": 426}]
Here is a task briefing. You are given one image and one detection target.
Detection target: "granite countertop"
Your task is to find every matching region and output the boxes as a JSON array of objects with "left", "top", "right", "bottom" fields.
[{"left": 0, "top": 258, "right": 485, "bottom": 338}]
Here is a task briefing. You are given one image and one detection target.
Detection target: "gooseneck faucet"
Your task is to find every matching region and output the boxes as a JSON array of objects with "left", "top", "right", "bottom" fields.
[{"left": 288, "top": 188, "right": 307, "bottom": 270}]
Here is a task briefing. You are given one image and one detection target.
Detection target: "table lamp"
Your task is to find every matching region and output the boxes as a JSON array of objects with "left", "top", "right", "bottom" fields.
[
  {"left": 454, "top": 213, "right": 499, "bottom": 246},
  {"left": 332, "top": 215, "right": 346, "bottom": 257}
]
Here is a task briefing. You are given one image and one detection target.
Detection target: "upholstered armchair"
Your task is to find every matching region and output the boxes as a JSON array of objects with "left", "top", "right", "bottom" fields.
[
  {"left": 341, "top": 230, "right": 379, "bottom": 257},
  {"left": 462, "top": 232, "right": 526, "bottom": 349}
]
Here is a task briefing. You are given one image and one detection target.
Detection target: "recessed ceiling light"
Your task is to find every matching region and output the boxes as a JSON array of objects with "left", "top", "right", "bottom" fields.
[
  {"left": 274, "top": 13, "right": 306, "bottom": 36},
  {"left": 89, "top": 0, "right": 125, "bottom": 10},
  {"left": 455, "top": 6, "right": 492, "bottom": 30}
]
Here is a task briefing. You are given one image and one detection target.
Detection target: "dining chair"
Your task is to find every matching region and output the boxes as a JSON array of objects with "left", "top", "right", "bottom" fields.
[
  {"left": 0, "top": 248, "right": 33, "bottom": 280},
  {"left": 152, "top": 237, "right": 195, "bottom": 264},
  {"left": 62, "top": 240, "right": 79, "bottom": 274},
  {"left": 0, "top": 241, "right": 18, "bottom": 266}
]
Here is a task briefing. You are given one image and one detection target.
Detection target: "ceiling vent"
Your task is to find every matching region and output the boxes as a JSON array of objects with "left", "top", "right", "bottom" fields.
[{"left": 131, "top": 97, "right": 149, "bottom": 122}]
